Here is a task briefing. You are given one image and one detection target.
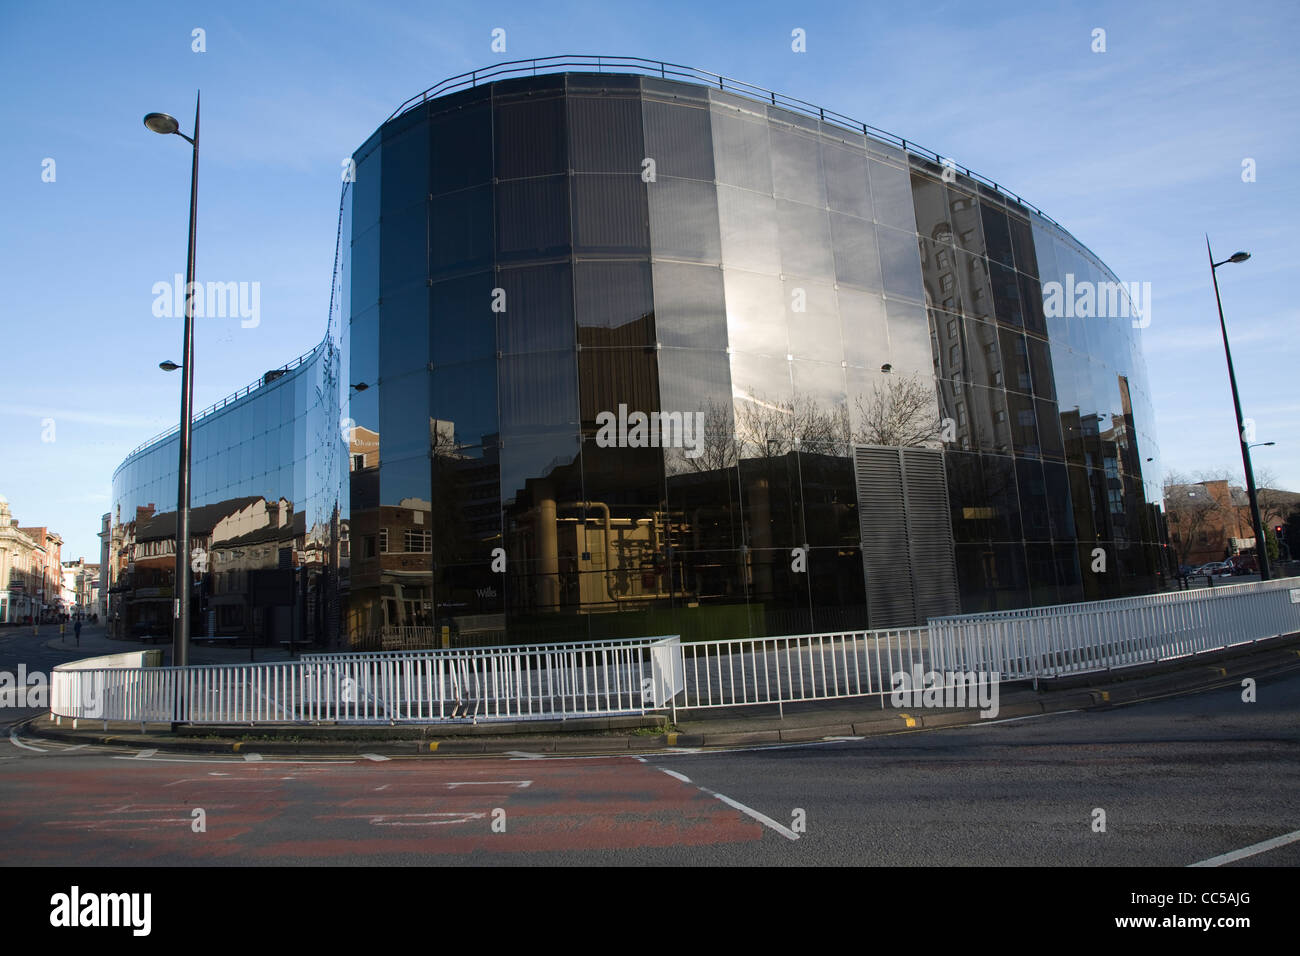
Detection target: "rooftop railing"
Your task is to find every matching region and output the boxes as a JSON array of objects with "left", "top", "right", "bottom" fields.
[
  {"left": 382, "top": 54, "right": 1063, "bottom": 229},
  {"left": 116, "top": 340, "right": 325, "bottom": 469}
]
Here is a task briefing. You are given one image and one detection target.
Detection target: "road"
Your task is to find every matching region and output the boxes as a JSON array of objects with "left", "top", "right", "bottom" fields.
[{"left": 2, "top": 625, "right": 1297, "bottom": 866}]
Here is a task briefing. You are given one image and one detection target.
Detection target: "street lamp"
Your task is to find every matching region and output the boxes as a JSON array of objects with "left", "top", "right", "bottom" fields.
[
  {"left": 1207, "top": 237, "right": 1269, "bottom": 581},
  {"left": 146, "top": 93, "right": 200, "bottom": 666}
]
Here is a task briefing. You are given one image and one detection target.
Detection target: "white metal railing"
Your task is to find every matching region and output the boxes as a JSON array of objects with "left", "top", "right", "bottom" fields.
[
  {"left": 302, "top": 634, "right": 674, "bottom": 663},
  {"left": 928, "top": 576, "right": 1300, "bottom": 679},
  {"left": 48, "top": 579, "right": 1300, "bottom": 726},
  {"left": 677, "top": 628, "right": 933, "bottom": 711},
  {"left": 51, "top": 637, "right": 681, "bottom": 725}
]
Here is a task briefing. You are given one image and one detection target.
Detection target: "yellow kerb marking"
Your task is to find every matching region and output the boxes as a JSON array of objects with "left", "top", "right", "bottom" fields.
[
  {"left": 666, "top": 732, "right": 678, "bottom": 746},
  {"left": 428, "top": 742, "right": 438, "bottom": 752}
]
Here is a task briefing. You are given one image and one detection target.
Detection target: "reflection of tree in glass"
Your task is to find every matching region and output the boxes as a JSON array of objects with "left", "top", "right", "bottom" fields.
[
  {"left": 733, "top": 388, "right": 850, "bottom": 459},
  {"left": 667, "top": 374, "right": 945, "bottom": 476},
  {"left": 851, "top": 372, "right": 945, "bottom": 448},
  {"left": 668, "top": 398, "right": 739, "bottom": 476}
]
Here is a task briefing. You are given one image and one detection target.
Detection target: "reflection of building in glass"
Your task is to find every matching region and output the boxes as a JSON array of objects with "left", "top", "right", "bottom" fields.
[{"left": 111, "top": 66, "right": 1168, "bottom": 648}]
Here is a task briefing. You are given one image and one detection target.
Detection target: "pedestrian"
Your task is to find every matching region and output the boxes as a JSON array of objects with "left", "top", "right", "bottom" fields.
[
  {"left": 60, "top": 621, "right": 66, "bottom": 641},
  {"left": 74, "top": 618, "right": 82, "bottom": 646}
]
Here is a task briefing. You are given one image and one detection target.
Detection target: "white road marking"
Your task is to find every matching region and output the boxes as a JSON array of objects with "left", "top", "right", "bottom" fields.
[
  {"left": 659, "top": 768, "right": 691, "bottom": 784},
  {"left": 242, "top": 753, "right": 263, "bottom": 761},
  {"left": 374, "top": 784, "right": 390, "bottom": 791},
  {"left": 981, "top": 710, "right": 1080, "bottom": 725},
  {"left": 504, "top": 751, "right": 545, "bottom": 759},
  {"left": 8, "top": 730, "right": 45, "bottom": 752},
  {"left": 445, "top": 780, "right": 531, "bottom": 789},
  {"left": 132, "top": 749, "right": 158, "bottom": 759},
  {"left": 822, "top": 735, "right": 864, "bottom": 741},
  {"left": 700, "top": 786, "right": 800, "bottom": 841},
  {"left": 331, "top": 811, "right": 488, "bottom": 827},
  {"left": 57, "top": 744, "right": 88, "bottom": 752},
  {"left": 361, "top": 753, "right": 390, "bottom": 762},
  {"left": 1190, "top": 828, "right": 1300, "bottom": 867}
]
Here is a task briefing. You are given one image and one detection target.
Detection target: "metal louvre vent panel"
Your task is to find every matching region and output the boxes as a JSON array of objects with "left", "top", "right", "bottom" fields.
[
  {"left": 854, "top": 445, "right": 960, "bottom": 627},
  {"left": 854, "top": 446, "right": 914, "bottom": 626},
  {"left": 901, "top": 447, "right": 960, "bottom": 621}
]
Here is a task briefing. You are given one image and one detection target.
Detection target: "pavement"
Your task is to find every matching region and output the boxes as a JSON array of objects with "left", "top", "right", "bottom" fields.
[{"left": 16, "top": 625, "right": 1300, "bottom": 757}]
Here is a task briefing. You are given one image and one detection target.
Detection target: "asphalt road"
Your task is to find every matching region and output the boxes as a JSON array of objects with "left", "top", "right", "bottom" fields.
[{"left": 2, "top": 625, "right": 1297, "bottom": 866}]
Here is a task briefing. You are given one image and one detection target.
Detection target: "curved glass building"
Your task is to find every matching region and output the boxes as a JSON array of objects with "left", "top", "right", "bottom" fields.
[{"left": 111, "top": 60, "right": 1166, "bottom": 647}]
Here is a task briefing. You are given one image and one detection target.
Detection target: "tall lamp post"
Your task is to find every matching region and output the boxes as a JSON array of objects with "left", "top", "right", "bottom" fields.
[
  {"left": 1207, "top": 237, "right": 1270, "bottom": 581},
  {"left": 145, "top": 93, "right": 200, "bottom": 666}
]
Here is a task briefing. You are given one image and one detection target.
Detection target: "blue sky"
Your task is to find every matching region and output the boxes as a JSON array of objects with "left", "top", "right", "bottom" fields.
[{"left": 1, "top": 0, "right": 1296, "bottom": 561}]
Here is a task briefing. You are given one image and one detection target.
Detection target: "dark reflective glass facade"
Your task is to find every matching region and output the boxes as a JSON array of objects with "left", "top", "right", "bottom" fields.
[{"left": 111, "top": 71, "right": 1166, "bottom": 647}]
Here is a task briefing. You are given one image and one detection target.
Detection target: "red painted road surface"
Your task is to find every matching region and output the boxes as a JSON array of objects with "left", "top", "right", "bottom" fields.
[{"left": 0, "top": 757, "right": 761, "bottom": 864}]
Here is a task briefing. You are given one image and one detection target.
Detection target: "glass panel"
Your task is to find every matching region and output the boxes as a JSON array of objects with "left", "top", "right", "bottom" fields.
[
  {"left": 576, "top": 260, "right": 654, "bottom": 348},
  {"left": 710, "top": 107, "right": 772, "bottom": 194},
  {"left": 884, "top": 299, "right": 932, "bottom": 380},
  {"left": 989, "top": 261, "right": 1024, "bottom": 327},
  {"left": 716, "top": 185, "right": 781, "bottom": 275},
  {"left": 769, "top": 126, "right": 825, "bottom": 206},
  {"left": 430, "top": 185, "right": 492, "bottom": 279},
  {"left": 643, "top": 98, "right": 714, "bottom": 181},
  {"left": 429, "top": 101, "right": 492, "bottom": 196},
  {"left": 998, "top": 327, "right": 1033, "bottom": 394},
  {"left": 869, "top": 160, "right": 917, "bottom": 233},
  {"left": 652, "top": 261, "right": 727, "bottom": 350},
  {"left": 838, "top": 288, "right": 890, "bottom": 370},
  {"left": 495, "top": 176, "right": 570, "bottom": 261},
  {"left": 431, "top": 272, "right": 494, "bottom": 367},
  {"left": 380, "top": 123, "right": 428, "bottom": 217},
  {"left": 431, "top": 358, "right": 499, "bottom": 451},
  {"left": 829, "top": 213, "right": 882, "bottom": 291},
  {"left": 648, "top": 177, "right": 720, "bottom": 263},
  {"left": 785, "top": 280, "right": 842, "bottom": 364},
  {"left": 723, "top": 269, "right": 787, "bottom": 358},
  {"left": 571, "top": 174, "right": 650, "bottom": 255},
  {"left": 568, "top": 94, "right": 643, "bottom": 173},
  {"left": 823, "top": 143, "right": 872, "bottom": 220},
  {"left": 496, "top": 263, "right": 574, "bottom": 356},
  {"left": 776, "top": 200, "right": 834, "bottom": 280},
  {"left": 979, "top": 203, "right": 1015, "bottom": 268},
  {"left": 876, "top": 225, "right": 925, "bottom": 302},
  {"left": 498, "top": 352, "right": 579, "bottom": 441},
  {"left": 494, "top": 94, "right": 566, "bottom": 179},
  {"left": 378, "top": 201, "right": 426, "bottom": 296},
  {"left": 1017, "top": 458, "right": 1051, "bottom": 542},
  {"left": 577, "top": 347, "right": 661, "bottom": 432}
]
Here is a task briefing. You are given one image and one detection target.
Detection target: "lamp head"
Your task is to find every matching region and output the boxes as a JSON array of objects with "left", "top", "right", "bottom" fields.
[{"left": 143, "top": 112, "right": 180, "bottom": 135}]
